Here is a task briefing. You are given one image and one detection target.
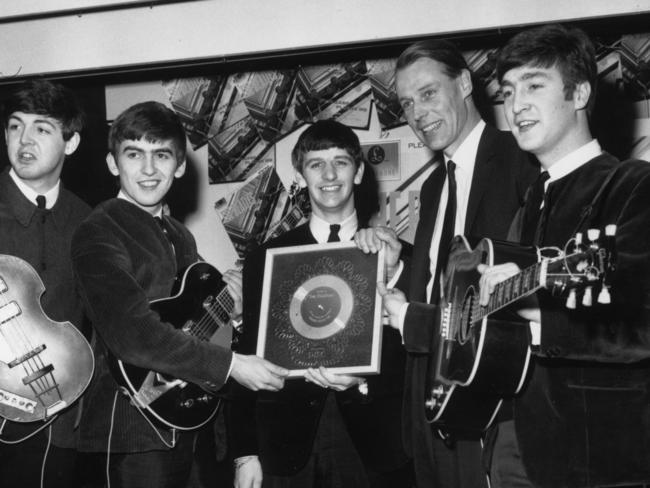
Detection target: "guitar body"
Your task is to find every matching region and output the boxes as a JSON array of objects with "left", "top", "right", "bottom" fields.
[
  {"left": 425, "top": 237, "right": 536, "bottom": 430},
  {"left": 0, "top": 255, "right": 94, "bottom": 422},
  {"left": 114, "top": 261, "right": 233, "bottom": 431}
]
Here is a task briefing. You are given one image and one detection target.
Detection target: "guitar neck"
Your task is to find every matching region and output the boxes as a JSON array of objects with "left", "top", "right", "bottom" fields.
[
  {"left": 188, "top": 287, "right": 234, "bottom": 341},
  {"left": 474, "top": 260, "right": 547, "bottom": 322}
]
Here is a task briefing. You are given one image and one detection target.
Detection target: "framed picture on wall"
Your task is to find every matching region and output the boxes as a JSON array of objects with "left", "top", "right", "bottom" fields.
[{"left": 257, "top": 241, "right": 385, "bottom": 377}]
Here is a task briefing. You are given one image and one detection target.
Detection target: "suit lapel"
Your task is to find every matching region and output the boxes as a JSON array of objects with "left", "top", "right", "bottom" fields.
[
  {"left": 410, "top": 158, "right": 445, "bottom": 302},
  {"left": 465, "top": 125, "right": 494, "bottom": 234}
]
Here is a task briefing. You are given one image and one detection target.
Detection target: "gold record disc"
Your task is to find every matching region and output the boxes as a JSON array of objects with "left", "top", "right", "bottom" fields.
[{"left": 289, "top": 274, "right": 354, "bottom": 339}]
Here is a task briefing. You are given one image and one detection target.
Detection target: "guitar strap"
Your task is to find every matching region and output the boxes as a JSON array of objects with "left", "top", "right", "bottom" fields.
[{"left": 570, "top": 163, "right": 622, "bottom": 237}]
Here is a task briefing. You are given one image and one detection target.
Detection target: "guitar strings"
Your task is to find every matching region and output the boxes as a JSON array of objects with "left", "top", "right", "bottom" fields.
[
  {"left": 188, "top": 286, "right": 233, "bottom": 341},
  {"left": 0, "top": 267, "right": 60, "bottom": 413}
]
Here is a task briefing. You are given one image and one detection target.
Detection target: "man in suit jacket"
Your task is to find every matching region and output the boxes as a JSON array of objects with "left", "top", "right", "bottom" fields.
[
  {"left": 477, "top": 24, "right": 650, "bottom": 488},
  {"left": 229, "top": 120, "right": 413, "bottom": 488},
  {"left": 71, "top": 102, "right": 288, "bottom": 488},
  {"left": 357, "top": 40, "right": 538, "bottom": 487},
  {"left": 0, "top": 80, "right": 91, "bottom": 488}
]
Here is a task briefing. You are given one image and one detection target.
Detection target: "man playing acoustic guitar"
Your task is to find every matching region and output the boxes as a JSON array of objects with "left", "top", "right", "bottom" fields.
[
  {"left": 71, "top": 101, "right": 288, "bottom": 488},
  {"left": 0, "top": 80, "right": 91, "bottom": 487},
  {"left": 478, "top": 24, "right": 650, "bottom": 488}
]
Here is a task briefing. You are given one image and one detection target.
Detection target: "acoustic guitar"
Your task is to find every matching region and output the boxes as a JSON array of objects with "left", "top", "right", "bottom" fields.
[{"left": 425, "top": 228, "right": 615, "bottom": 434}]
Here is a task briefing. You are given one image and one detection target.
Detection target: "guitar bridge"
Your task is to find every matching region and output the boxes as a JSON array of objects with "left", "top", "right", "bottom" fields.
[{"left": 8, "top": 344, "right": 46, "bottom": 368}]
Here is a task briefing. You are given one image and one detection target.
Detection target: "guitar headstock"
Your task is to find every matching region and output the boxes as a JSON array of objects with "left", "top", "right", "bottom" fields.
[{"left": 543, "top": 225, "right": 616, "bottom": 309}]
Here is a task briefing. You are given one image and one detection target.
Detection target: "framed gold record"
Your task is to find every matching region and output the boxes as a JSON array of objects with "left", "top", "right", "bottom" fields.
[{"left": 257, "top": 241, "right": 385, "bottom": 377}]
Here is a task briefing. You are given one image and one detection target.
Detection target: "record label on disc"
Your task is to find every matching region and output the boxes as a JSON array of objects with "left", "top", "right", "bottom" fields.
[{"left": 289, "top": 274, "right": 353, "bottom": 339}]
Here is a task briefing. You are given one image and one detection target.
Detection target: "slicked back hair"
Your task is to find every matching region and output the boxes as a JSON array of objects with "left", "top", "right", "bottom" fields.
[{"left": 395, "top": 39, "right": 469, "bottom": 80}]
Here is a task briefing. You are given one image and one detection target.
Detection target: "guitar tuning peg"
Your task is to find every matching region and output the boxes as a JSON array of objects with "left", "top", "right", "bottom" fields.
[
  {"left": 574, "top": 232, "right": 583, "bottom": 245},
  {"left": 566, "top": 289, "right": 577, "bottom": 309},
  {"left": 587, "top": 229, "right": 600, "bottom": 244},
  {"left": 598, "top": 286, "right": 611, "bottom": 304},
  {"left": 582, "top": 286, "right": 592, "bottom": 307},
  {"left": 605, "top": 224, "right": 617, "bottom": 237}
]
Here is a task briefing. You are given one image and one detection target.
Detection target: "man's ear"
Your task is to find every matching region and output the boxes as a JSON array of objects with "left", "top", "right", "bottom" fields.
[
  {"left": 458, "top": 69, "right": 474, "bottom": 99},
  {"left": 106, "top": 153, "right": 120, "bottom": 176},
  {"left": 295, "top": 169, "right": 307, "bottom": 188},
  {"left": 174, "top": 159, "right": 187, "bottom": 178},
  {"left": 64, "top": 132, "right": 81, "bottom": 156},
  {"left": 573, "top": 81, "right": 591, "bottom": 111},
  {"left": 354, "top": 162, "right": 365, "bottom": 185}
]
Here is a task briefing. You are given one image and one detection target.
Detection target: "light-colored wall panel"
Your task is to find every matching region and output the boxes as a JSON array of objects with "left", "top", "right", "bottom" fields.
[{"left": 1, "top": 0, "right": 649, "bottom": 80}]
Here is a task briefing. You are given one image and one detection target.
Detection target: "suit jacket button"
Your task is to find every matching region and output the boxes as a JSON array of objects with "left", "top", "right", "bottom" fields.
[
  {"left": 309, "top": 399, "right": 319, "bottom": 407},
  {"left": 545, "top": 346, "right": 562, "bottom": 358}
]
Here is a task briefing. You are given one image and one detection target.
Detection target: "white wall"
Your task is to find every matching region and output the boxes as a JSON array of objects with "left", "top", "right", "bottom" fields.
[{"left": 1, "top": 0, "right": 650, "bottom": 80}]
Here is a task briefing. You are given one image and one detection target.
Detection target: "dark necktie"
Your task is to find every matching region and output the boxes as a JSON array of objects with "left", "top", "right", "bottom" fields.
[
  {"left": 155, "top": 216, "right": 176, "bottom": 254},
  {"left": 521, "top": 171, "right": 550, "bottom": 245},
  {"left": 431, "top": 160, "right": 457, "bottom": 303},
  {"left": 327, "top": 224, "right": 341, "bottom": 242},
  {"left": 36, "top": 195, "right": 46, "bottom": 209}
]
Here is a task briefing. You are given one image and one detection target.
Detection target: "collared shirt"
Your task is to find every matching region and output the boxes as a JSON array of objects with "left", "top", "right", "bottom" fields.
[
  {"left": 116, "top": 190, "right": 164, "bottom": 218},
  {"left": 545, "top": 139, "right": 602, "bottom": 189},
  {"left": 9, "top": 168, "right": 60, "bottom": 210},
  {"left": 425, "top": 119, "right": 485, "bottom": 301},
  {"left": 309, "top": 211, "right": 358, "bottom": 244}
]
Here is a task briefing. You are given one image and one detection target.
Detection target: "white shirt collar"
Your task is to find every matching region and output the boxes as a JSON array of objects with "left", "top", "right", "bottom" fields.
[
  {"left": 309, "top": 211, "right": 358, "bottom": 244},
  {"left": 445, "top": 119, "right": 485, "bottom": 174},
  {"left": 546, "top": 139, "right": 602, "bottom": 185},
  {"left": 9, "top": 168, "right": 60, "bottom": 209},
  {"left": 117, "top": 190, "right": 164, "bottom": 218}
]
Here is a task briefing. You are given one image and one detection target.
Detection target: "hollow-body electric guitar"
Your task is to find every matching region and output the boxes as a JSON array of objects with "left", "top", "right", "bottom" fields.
[
  {"left": 425, "top": 228, "right": 615, "bottom": 434},
  {"left": 0, "top": 255, "right": 94, "bottom": 423},
  {"left": 112, "top": 261, "right": 234, "bottom": 431}
]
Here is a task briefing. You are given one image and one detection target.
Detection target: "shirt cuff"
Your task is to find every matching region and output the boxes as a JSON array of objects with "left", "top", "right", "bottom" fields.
[
  {"left": 529, "top": 321, "right": 541, "bottom": 347},
  {"left": 397, "top": 302, "right": 409, "bottom": 340},
  {"left": 386, "top": 260, "right": 404, "bottom": 288}
]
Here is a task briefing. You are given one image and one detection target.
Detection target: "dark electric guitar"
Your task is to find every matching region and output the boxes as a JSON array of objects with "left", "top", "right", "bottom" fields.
[
  {"left": 0, "top": 255, "right": 94, "bottom": 423},
  {"left": 425, "top": 228, "right": 615, "bottom": 434},
  {"left": 113, "top": 261, "right": 234, "bottom": 431}
]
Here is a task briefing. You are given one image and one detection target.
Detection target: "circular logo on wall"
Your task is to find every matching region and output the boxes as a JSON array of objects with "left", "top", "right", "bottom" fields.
[{"left": 367, "top": 145, "right": 386, "bottom": 165}]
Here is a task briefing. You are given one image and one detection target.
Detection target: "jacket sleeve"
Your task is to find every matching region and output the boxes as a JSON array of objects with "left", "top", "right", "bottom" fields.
[
  {"left": 538, "top": 164, "right": 650, "bottom": 363},
  {"left": 227, "top": 246, "right": 266, "bottom": 459},
  {"left": 71, "top": 218, "right": 232, "bottom": 392},
  {"left": 402, "top": 301, "right": 438, "bottom": 354}
]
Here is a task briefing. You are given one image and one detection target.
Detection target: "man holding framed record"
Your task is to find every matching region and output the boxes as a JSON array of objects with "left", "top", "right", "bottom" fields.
[{"left": 228, "top": 120, "right": 413, "bottom": 488}]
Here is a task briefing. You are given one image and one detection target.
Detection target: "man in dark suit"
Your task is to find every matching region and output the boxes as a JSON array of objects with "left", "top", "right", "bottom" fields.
[
  {"left": 477, "top": 24, "right": 650, "bottom": 488},
  {"left": 0, "top": 80, "right": 91, "bottom": 488},
  {"left": 356, "top": 40, "right": 538, "bottom": 487},
  {"left": 229, "top": 120, "right": 413, "bottom": 488}
]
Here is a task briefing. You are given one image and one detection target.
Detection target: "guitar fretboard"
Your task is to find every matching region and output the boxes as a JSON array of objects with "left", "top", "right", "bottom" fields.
[
  {"left": 187, "top": 286, "right": 234, "bottom": 342},
  {"left": 473, "top": 261, "right": 544, "bottom": 322}
]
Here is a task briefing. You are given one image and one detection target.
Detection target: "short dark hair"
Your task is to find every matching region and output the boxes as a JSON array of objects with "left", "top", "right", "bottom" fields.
[
  {"left": 496, "top": 24, "right": 597, "bottom": 113},
  {"left": 291, "top": 119, "right": 364, "bottom": 172},
  {"left": 2, "top": 80, "right": 85, "bottom": 141},
  {"left": 108, "top": 101, "right": 187, "bottom": 163},
  {"left": 396, "top": 39, "right": 469, "bottom": 79}
]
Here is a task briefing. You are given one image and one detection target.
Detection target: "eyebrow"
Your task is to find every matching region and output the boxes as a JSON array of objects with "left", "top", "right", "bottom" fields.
[
  {"left": 503, "top": 70, "right": 552, "bottom": 85},
  {"left": 8, "top": 115, "right": 58, "bottom": 129},
  {"left": 121, "top": 145, "right": 174, "bottom": 155}
]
